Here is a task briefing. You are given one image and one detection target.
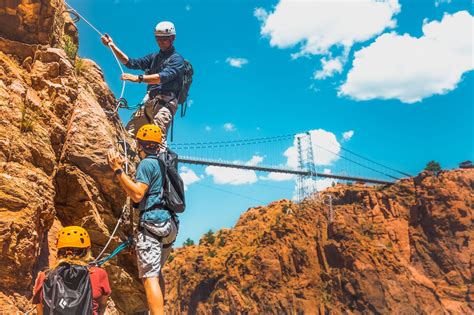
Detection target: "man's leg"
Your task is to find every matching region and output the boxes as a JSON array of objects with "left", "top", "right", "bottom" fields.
[
  {"left": 159, "top": 272, "right": 166, "bottom": 301},
  {"left": 136, "top": 227, "right": 167, "bottom": 315},
  {"left": 151, "top": 99, "right": 177, "bottom": 146},
  {"left": 125, "top": 107, "right": 149, "bottom": 138},
  {"left": 142, "top": 277, "right": 164, "bottom": 315}
]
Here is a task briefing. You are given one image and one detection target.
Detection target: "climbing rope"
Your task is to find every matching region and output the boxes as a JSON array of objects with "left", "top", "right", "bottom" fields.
[
  {"left": 93, "top": 236, "right": 133, "bottom": 267},
  {"left": 64, "top": 1, "right": 127, "bottom": 115},
  {"left": 23, "top": 307, "right": 36, "bottom": 315},
  {"left": 63, "top": 1, "right": 138, "bottom": 263}
]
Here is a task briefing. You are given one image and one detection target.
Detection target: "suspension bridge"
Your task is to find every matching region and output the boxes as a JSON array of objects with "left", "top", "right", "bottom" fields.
[{"left": 169, "top": 131, "right": 411, "bottom": 201}]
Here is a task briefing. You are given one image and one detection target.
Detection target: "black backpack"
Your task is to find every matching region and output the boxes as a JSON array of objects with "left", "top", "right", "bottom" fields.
[
  {"left": 178, "top": 60, "right": 193, "bottom": 117},
  {"left": 42, "top": 263, "right": 93, "bottom": 315},
  {"left": 146, "top": 149, "right": 186, "bottom": 213}
]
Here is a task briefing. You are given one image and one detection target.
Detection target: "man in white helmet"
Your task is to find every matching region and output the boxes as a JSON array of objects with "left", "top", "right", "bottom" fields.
[{"left": 101, "top": 21, "right": 185, "bottom": 143}]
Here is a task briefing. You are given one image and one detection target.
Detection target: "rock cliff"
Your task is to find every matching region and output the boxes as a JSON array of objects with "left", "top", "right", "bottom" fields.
[
  {"left": 164, "top": 169, "right": 473, "bottom": 314},
  {"left": 1, "top": 1, "right": 472, "bottom": 315},
  {"left": 0, "top": 0, "right": 146, "bottom": 313}
]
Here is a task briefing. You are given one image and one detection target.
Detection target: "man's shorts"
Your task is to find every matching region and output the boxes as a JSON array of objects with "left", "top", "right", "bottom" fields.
[{"left": 135, "top": 218, "right": 178, "bottom": 278}]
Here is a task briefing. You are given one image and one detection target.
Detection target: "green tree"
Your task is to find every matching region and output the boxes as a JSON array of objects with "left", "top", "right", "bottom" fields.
[
  {"left": 183, "top": 238, "right": 195, "bottom": 247},
  {"left": 63, "top": 34, "right": 78, "bottom": 60},
  {"left": 200, "top": 229, "right": 215, "bottom": 245},
  {"left": 459, "top": 160, "right": 473, "bottom": 169},
  {"left": 425, "top": 161, "right": 441, "bottom": 173},
  {"left": 218, "top": 237, "right": 226, "bottom": 247}
]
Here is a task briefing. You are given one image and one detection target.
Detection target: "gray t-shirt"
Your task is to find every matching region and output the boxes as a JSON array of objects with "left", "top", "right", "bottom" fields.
[{"left": 135, "top": 157, "right": 171, "bottom": 222}]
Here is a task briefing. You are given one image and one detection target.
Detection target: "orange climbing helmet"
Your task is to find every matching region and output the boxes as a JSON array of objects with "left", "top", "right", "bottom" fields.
[
  {"left": 57, "top": 226, "right": 91, "bottom": 249},
  {"left": 136, "top": 124, "right": 163, "bottom": 154},
  {"left": 136, "top": 124, "right": 163, "bottom": 143}
]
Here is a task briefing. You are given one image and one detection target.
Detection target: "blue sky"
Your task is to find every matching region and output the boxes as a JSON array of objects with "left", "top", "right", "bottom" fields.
[{"left": 69, "top": 0, "right": 473, "bottom": 245}]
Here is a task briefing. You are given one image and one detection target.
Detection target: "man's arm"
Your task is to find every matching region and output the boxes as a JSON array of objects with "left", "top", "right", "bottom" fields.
[
  {"left": 107, "top": 149, "right": 148, "bottom": 203},
  {"left": 157, "top": 54, "right": 185, "bottom": 84},
  {"left": 101, "top": 34, "right": 129, "bottom": 65},
  {"left": 120, "top": 54, "right": 183, "bottom": 84},
  {"left": 115, "top": 171, "right": 149, "bottom": 203},
  {"left": 121, "top": 73, "right": 161, "bottom": 84}
]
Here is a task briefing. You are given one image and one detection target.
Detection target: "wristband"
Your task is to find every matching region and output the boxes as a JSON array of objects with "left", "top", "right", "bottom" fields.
[
  {"left": 138, "top": 75, "right": 144, "bottom": 83},
  {"left": 114, "top": 168, "right": 123, "bottom": 176}
]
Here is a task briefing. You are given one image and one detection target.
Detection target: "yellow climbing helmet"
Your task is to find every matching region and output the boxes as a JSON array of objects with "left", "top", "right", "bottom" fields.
[
  {"left": 57, "top": 226, "right": 91, "bottom": 249},
  {"left": 136, "top": 124, "right": 163, "bottom": 144}
]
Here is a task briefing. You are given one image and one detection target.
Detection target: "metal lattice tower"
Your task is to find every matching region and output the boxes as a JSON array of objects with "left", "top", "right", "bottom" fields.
[
  {"left": 305, "top": 131, "right": 318, "bottom": 197},
  {"left": 296, "top": 136, "right": 305, "bottom": 202},
  {"left": 295, "top": 133, "right": 318, "bottom": 202}
]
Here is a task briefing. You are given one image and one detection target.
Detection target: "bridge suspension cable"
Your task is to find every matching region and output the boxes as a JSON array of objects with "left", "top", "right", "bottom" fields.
[{"left": 170, "top": 131, "right": 409, "bottom": 180}]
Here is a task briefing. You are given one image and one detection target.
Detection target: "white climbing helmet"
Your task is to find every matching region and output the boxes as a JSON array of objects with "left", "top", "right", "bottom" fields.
[{"left": 155, "top": 21, "right": 176, "bottom": 36}]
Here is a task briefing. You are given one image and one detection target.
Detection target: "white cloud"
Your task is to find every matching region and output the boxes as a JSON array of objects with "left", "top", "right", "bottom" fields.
[
  {"left": 314, "top": 56, "right": 344, "bottom": 79},
  {"left": 342, "top": 130, "right": 354, "bottom": 141},
  {"left": 205, "top": 156, "right": 263, "bottom": 185},
  {"left": 285, "top": 129, "right": 341, "bottom": 169},
  {"left": 309, "top": 83, "right": 320, "bottom": 92},
  {"left": 205, "top": 126, "right": 212, "bottom": 132},
  {"left": 223, "top": 123, "right": 236, "bottom": 132},
  {"left": 206, "top": 166, "right": 258, "bottom": 185},
  {"left": 226, "top": 57, "right": 249, "bottom": 68},
  {"left": 254, "top": 7, "right": 268, "bottom": 21},
  {"left": 260, "top": 172, "right": 294, "bottom": 181},
  {"left": 180, "top": 166, "right": 202, "bottom": 191},
  {"left": 291, "top": 172, "right": 337, "bottom": 201},
  {"left": 246, "top": 155, "right": 264, "bottom": 166},
  {"left": 434, "top": 0, "right": 451, "bottom": 7},
  {"left": 255, "top": 0, "right": 400, "bottom": 78},
  {"left": 339, "top": 11, "right": 474, "bottom": 103},
  {"left": 315, "top": 177, "right": 337, "bottom": 191}
]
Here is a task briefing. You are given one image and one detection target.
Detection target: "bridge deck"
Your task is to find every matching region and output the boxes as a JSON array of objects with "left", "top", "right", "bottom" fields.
[{"left": 179, "top": 157, "right": 395, "bottom": 185}]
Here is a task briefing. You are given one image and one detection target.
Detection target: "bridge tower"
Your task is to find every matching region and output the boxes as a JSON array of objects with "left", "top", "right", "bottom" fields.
[
  {"left": 296, "top": 133, "right": 318, "bottom": 202},
  {"left": 296, "top": 136, "right": 305, "bottom": 202},
  {"left": 305, "top": 131, "right": 318, "bottom": 197}
]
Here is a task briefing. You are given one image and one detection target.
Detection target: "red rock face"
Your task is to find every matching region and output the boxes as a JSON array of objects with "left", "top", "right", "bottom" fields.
[
  {"left": 0, "top": 0, "right": 66, "bottom": 46},
  {"left": 1, "top": 1, "right": 472, "bottom": 314},
  {"left": 0, "top": 0, "right": 146, "bottom": 313},
  {"left": 164, "top": 169, "right": 473, "bottom": 314}
]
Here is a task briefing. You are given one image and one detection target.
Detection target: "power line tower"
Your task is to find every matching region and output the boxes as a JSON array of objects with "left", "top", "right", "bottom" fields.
[{"left": 296, "top": 132, "right": 318, "bottom": 202}]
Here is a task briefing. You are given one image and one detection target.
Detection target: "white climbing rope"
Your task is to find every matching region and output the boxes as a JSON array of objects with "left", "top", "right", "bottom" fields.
[
  {"left": 64, "top": 1, "right": 126, "bottom": 102},
  {"left": 92, "top": 201, "right": 128, "bottom": 263},
  {"left": 63, "top": 1, "right": 134, "bottom": 260}
]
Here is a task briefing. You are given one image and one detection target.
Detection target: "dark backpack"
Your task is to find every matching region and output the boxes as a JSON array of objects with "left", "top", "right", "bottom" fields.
[
  {"left": 146, "top": 149, "right": 186, "bottom": 213},
  {"left": 178, "top": 60, "right": 193, "bottom": 116},
  {"left": 42, "top": 263, "right": 93, "bottom": 315}
]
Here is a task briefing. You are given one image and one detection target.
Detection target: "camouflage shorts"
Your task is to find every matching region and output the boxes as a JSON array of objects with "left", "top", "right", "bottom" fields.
[{"left": 135, "top": 218, "right": 178, "bottom": 278}]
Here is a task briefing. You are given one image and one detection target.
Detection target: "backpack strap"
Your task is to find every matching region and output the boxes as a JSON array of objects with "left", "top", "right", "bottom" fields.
[
  {"left": 49, "top": 273, "right": 59, "bottom": 315},
  {"left": 181, "top": 99, "right": 187, "bottom": 117},
  {"left": 140, "top": 154, "right": 167, "bottom": 211}
]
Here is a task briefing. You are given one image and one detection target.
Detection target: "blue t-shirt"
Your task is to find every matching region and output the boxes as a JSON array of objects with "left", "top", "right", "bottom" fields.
[{"left": 135, "top": 157, "right": 171, "bottom": 222}]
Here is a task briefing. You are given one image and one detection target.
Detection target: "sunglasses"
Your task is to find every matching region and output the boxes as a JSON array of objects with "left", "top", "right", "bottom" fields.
[{"left": 155, "top": 36, "right": 171, "bottom": 41}]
